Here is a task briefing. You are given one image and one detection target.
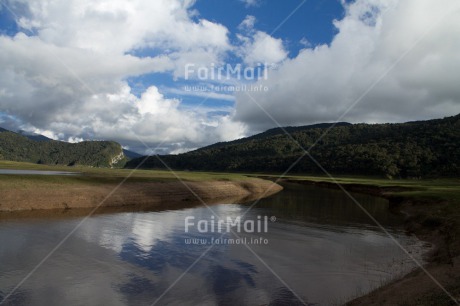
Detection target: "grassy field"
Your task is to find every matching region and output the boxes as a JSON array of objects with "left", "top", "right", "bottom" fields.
[
  {"left": 0, "top": 160, "right": 250, "bottom": 190},
  {"left": 0, "top": 160, "right": 283, "bottom": 213},
  {"left": 2, "top": 160, "right": 459, "bottom": 202},
  {"left": 254, "top": 173, "right": 460, "bottom": 203}
]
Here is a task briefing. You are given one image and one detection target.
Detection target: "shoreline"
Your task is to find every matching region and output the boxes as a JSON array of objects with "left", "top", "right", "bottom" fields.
[
  {"left": 0, "top": 178, "right": 283, "bottom": 213},
  {"left": 281, "top": 178, "right": 459, "bottom": 305}
]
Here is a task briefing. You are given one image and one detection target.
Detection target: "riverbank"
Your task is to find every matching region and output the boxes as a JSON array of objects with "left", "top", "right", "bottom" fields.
[
  {"left": 277, "top": 176, "right": 460, "bottom": 305},
  {"left": 0, "top": 161, "right": 283, "bottom": 212},
  {"left": 0, "top": 179, "right": 283, "bottom": 212}
]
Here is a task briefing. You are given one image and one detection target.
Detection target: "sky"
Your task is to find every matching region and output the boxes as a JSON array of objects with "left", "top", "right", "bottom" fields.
[{"left": 0, "top": 0, "right": 459, "bottom": 154}]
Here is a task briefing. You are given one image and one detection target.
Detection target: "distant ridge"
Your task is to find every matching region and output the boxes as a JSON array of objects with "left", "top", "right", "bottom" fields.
[
  {"left": 17, "top": 130, "right": 53, "bottom": 142},
  {"left": 201, "top": 122, "right": 352, "bottom": 150},
  {"left": 126, "top": 115, "right": 460, "bottom": 178},
  {"left": 123, "top": 149, "right": 142, "bottom": 159}
]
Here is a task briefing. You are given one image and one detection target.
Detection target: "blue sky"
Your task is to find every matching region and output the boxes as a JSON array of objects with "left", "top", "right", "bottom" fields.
[
  {"left": 125, "top": 0, "right": 346, "bottom": 110},
  {"left": 194, "top": 0, "right": 344, "bottom": 49},
  {"left": 0, "top": 0, "right": 459, "bottom": 154}
]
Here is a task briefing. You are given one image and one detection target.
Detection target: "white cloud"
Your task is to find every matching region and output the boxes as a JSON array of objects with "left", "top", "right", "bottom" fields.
[
  {"left": 14, "top": 0, "right": 230, "bottom": 55},
  {"left": 236, "top": 15, "right": 287, "bottom": 66},
  {"left": 237, "top": 31, "right": 287, "bottom": 66},
  {"left": 299, "top": 37, "right": 312, "bottom": 48},
  {"left": 234, "top": 0, "right": 460, "bottom": 131},
  {"left": 240, "top": 0, "right": 261, "bottom": 8},
  {"left": 0, "top": 0, "right": 244, "bottom": 153},
  {"left": 238, "top": 15, "right": 257, "bottom": 31},
  {"left": 10, "top": 0, "right": 231, "bottom": 78}
]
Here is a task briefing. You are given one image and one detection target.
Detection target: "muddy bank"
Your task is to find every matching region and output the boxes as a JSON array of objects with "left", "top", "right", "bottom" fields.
[
  {"left": 0, "top": 178, "right": 283, "bottom": 212},
  {"left": 281, "top": 179, "right": 460, "bottom": 305}
]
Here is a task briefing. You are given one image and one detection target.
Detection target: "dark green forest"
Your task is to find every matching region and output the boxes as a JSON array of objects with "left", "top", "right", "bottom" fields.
[
  {"left": 126, "top": 114, "right": 460, "bottom": 178},
  {"left": 0, "top": 129, "right": 126, "bottom": 167}
]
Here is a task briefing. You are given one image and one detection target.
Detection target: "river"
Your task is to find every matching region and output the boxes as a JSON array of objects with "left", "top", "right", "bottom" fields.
[
  {"left": 0, "top": 182, "right": 427, "bottom": 305},
  {"left": 0, "top": 169, "right": 79, "bottom": 175}
]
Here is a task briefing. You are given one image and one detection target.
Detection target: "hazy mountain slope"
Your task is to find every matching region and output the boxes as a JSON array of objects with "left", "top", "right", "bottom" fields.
[
  {"left": 126, "top": 115, "right": 460, "bottom": 178},
  {"left": 123, "top": 149, "right": 143, "bottom": 160},
  {"left": 17, "top": 130, "right": 53, "bottom": 142}
]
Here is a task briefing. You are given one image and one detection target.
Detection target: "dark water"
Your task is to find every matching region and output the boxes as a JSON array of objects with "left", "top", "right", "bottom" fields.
[
  {"left": 0, "top": 169, "right": 79, "bottom": 175},
  {"left": 0, "top": 183, "right": 426, "bottom": 305}
]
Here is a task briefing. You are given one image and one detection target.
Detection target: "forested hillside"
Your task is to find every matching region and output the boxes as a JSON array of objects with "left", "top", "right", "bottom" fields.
[
  {"left": 0, "top": 129, "right": 126, "bottom": 167},
  {"left": 126, "top": 114, "right": 460, "bottom": 178}
]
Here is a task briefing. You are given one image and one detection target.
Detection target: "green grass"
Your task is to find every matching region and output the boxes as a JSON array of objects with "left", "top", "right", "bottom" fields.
[
  {"left": 2, "top": 160, "right": 458, "bottom": 203},
  {"left": 0, "top": 160, "right": 250, "bottom": 190},
  {"left": 254, "top": 173, "right": 460, "bottom": 204}
]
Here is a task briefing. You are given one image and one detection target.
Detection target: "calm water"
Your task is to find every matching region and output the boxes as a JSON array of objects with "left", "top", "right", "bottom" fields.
[
  {"left": 0, "top": 169, "right": 79, "bottom": 175},
  {"left": 0, "top": 183, "right": 427, "bottom": 305}
]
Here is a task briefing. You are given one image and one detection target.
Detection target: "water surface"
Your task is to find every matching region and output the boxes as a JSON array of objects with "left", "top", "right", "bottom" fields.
[
  {"left": 0, "top": 169, "right": 79, "bottom": 175},
  {"left": 0, "top": 182, "right": 427, "bottom": 305}
]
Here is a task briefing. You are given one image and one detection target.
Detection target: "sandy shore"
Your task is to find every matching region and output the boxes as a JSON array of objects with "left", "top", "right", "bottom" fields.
[{"left": 0, "top": 178, "right": 283, "bottom": 212}]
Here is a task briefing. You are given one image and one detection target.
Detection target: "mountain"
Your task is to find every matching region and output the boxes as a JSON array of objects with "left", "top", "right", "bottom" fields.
[
  {"left": 123, "top": 149, "right": 143, "bottom": 159},
  {"left": 0, "top": 128, "right": 126, "bottom": 167},
  {"left": 126, "top": 115, "right": 460, "bottom": 178},
  {"left": 17, "top": 130, "right": 53, "bottom": 142},
  {"left": 14, "top": 129, "right": 142, "bottom": 160},
  {"left": 201, "top": 122, "right": 352, "bottom": 150}
]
